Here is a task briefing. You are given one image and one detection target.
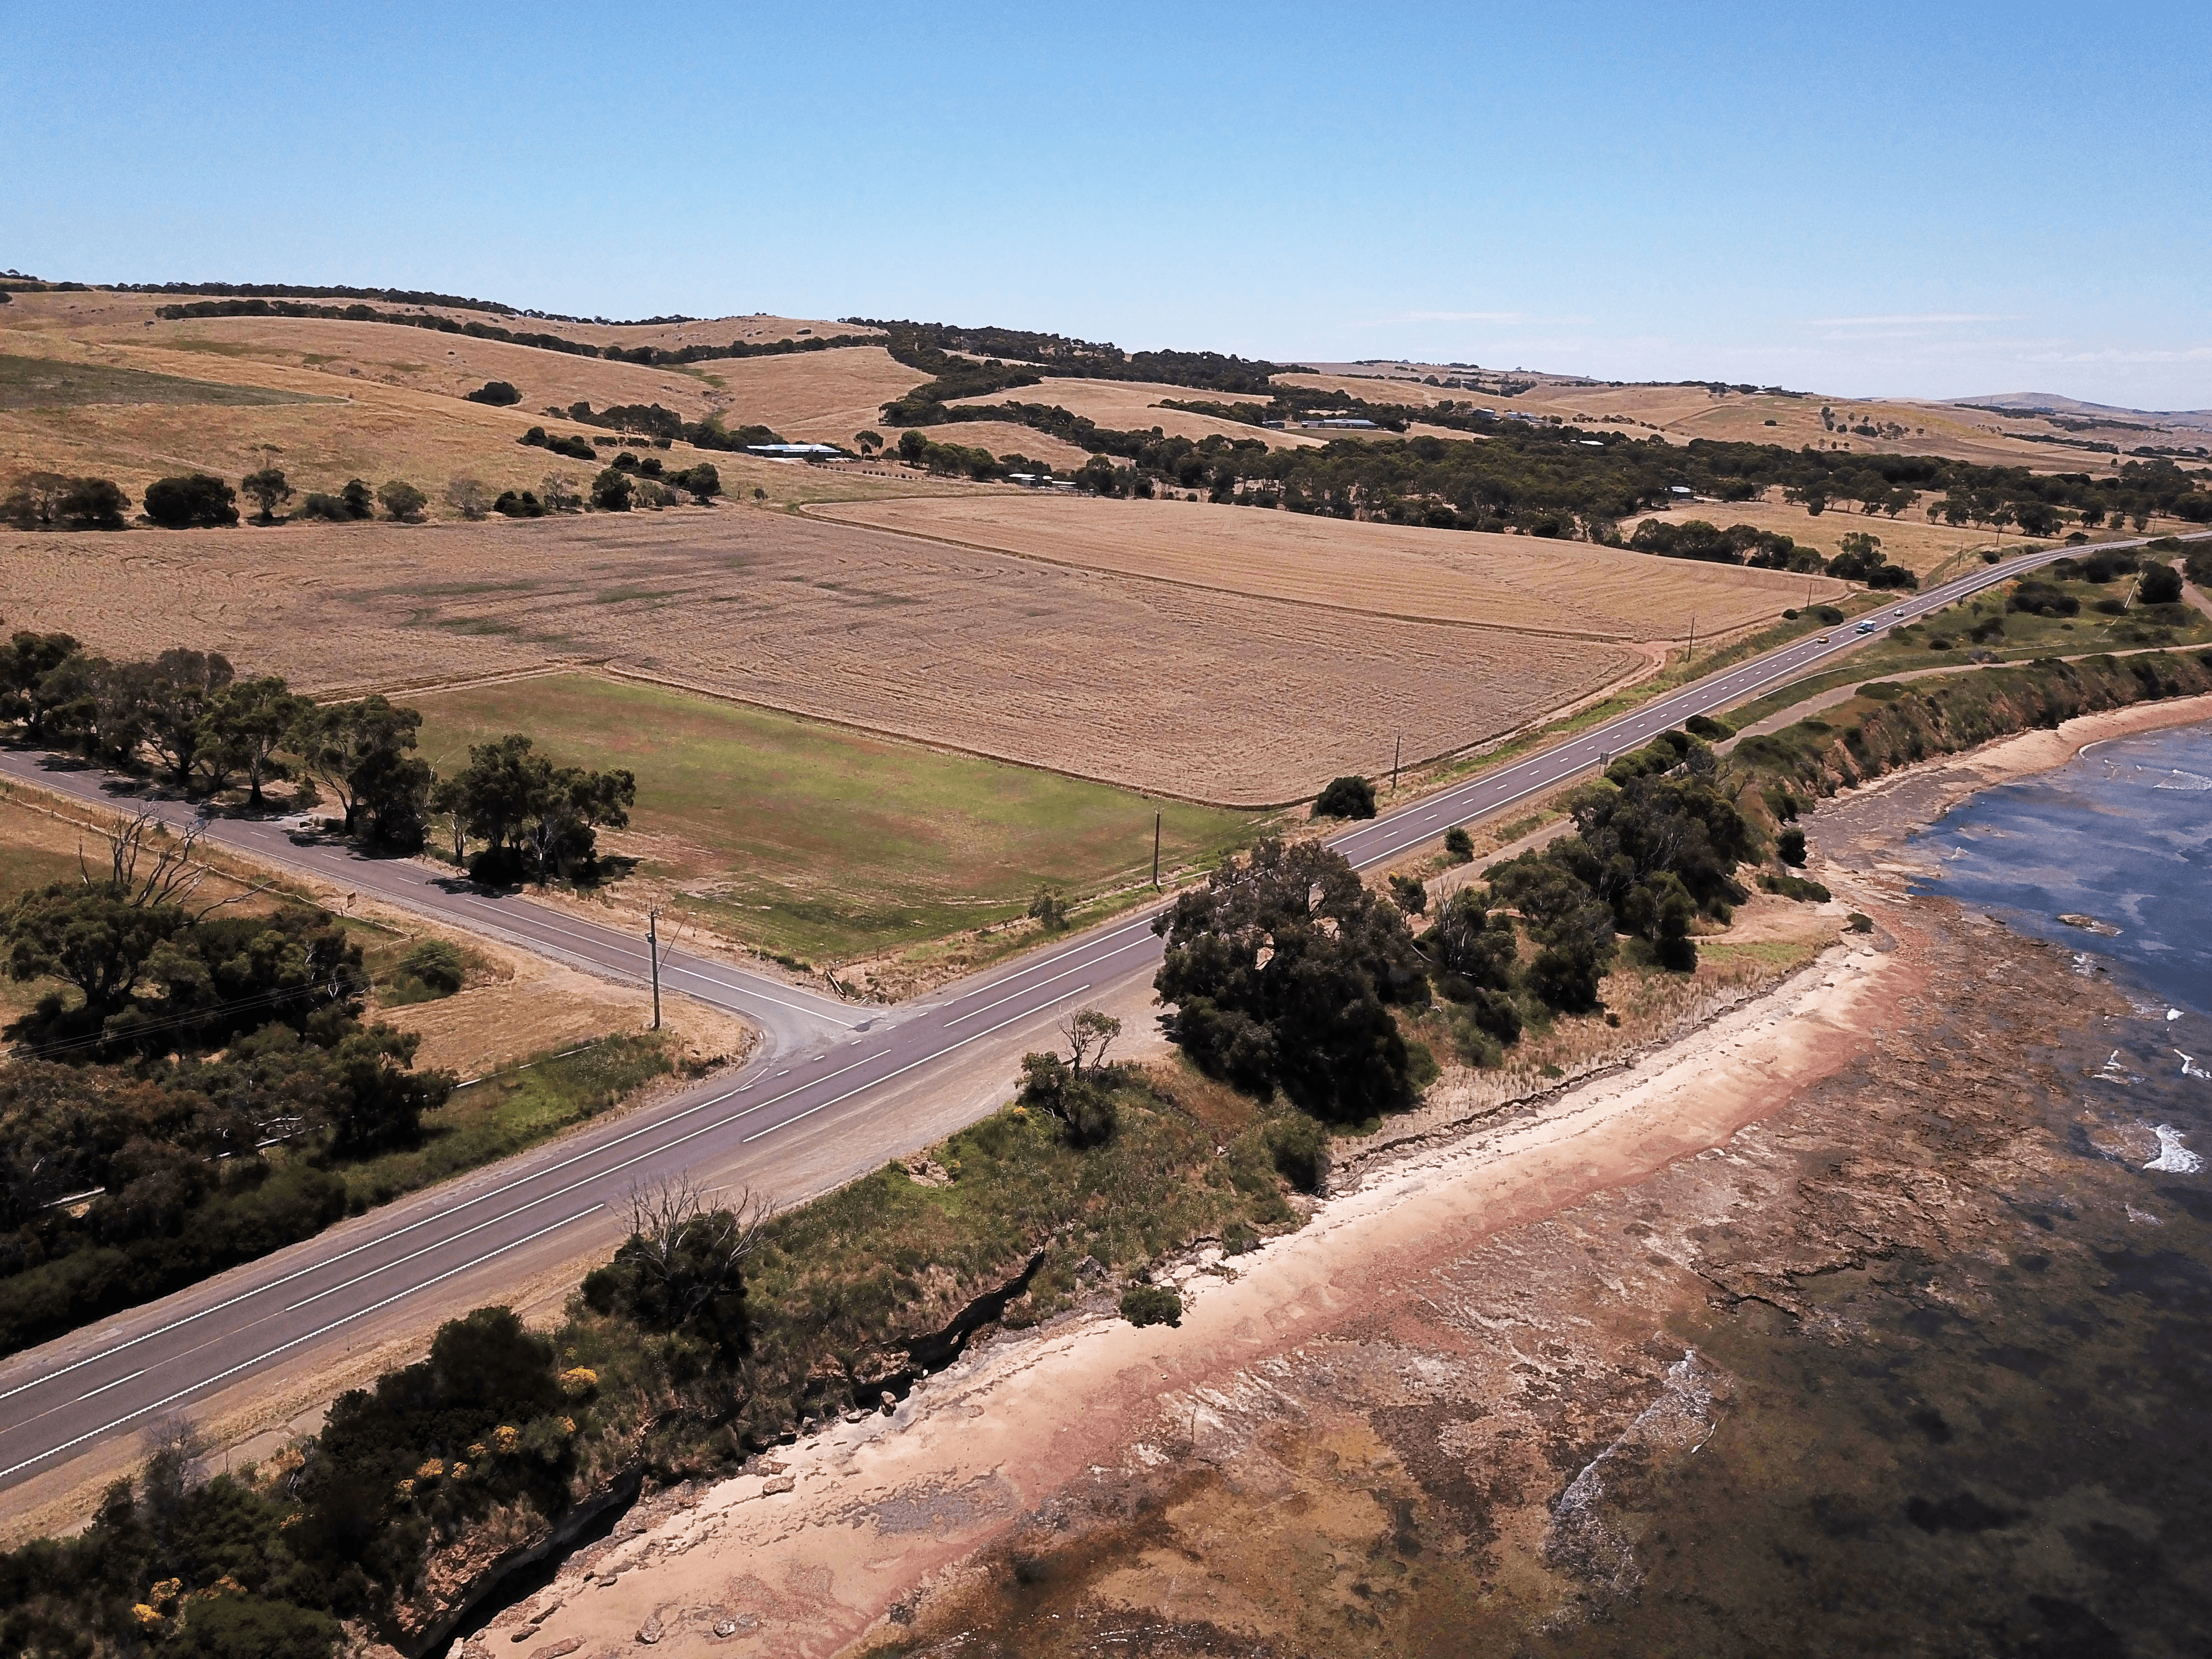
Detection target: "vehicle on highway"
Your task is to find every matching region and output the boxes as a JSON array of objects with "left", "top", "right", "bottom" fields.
[
  {"left": 1856, "top": 620, "right": 1877, "bottom": 634},
  {"left": 1817, "top": 634, "right": 1831, "bottom": 643}
]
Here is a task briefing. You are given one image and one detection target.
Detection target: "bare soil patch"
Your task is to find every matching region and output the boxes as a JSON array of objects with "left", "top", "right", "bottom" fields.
[{"left": 812, "top": 493, "right": 1841, "bottom": 641}]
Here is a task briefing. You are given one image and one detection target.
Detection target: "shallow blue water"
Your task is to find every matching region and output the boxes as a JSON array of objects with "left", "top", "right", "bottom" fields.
[{"left": 1910, "top": 721, "right": 2212, "bottom": 1016}]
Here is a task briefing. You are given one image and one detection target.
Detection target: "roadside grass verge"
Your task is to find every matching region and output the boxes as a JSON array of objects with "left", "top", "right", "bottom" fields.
[
  {"left": 1722, "top": 576, "right": 2212, "bottom": 730},
  {"left": 337, "top": 1034, "right": 677, "bottom": 1212},
  {"left": 408, "top": 674, "right": 1265, "bottom": 964},
  {"left": 1391, "top": 596, "right": 1887, "bottom": 810},
  {"left": 560, "top": 1058, "right": 1301, "bottom": 1457}
]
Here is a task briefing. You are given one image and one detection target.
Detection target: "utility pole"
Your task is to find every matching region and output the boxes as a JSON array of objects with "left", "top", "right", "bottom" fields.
[
  {"left": 1686, "top": 614, "right": 1696, "bottom": 664},
  {"left": 1391, "top": 731, "right": 1402, "bottom": 795},
  {"left": 647, "top": 908, "right": 662, "bottom": 1032},
  {"left": 1152, "top": 812, "right": 1161, "bottom": 888}
]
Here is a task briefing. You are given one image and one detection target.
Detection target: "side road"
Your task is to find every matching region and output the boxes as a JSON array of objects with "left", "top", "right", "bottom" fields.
[{"left": 0, "top": 530, "right": 2179, "bottom": 1526}]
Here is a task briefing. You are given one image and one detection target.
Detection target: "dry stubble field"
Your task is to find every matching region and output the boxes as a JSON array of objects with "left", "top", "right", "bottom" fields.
[
  {"left": 0, "top": 293, "right": 934, "bottom": 512},
  {"left": 0, "top": 507, "right": 1645, "bottom": 804},
  {"left": 949, "top": 375, "right": 1324, "bottom": 450},
  {"left": 1277, "top": 366, "right": 2146, "bottom": 473},
  {"left": 811, "top": 493, "right": 1840, "bottom": 639}
]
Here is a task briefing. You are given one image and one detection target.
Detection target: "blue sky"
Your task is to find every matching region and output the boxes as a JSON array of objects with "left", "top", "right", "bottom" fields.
[{"left": 6, "top": 3, "right": 2208, "bottom": 406}]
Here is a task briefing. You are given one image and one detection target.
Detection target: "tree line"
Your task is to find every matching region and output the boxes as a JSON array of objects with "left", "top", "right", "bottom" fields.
[
  {"left": 1, "top": 626, "right": 636, "bottom": 874},
  {"left": 150, "top": 296, "right": 874, "bottom": 368},
  {"left": 1150, "top": 730, "right": 1763, "bottom": 1119},
  {"left": 1630, "top": 519, "right": 1919, "bottom": 587},
  {"left": 890, "top": 389, "right": 2212, "bottom": 546},
  {"left": 861, "top": 317, "right": 1306, "bottom": 425},
  {"left": 5, "top": 467, "right": 439, "bottom": 531}
]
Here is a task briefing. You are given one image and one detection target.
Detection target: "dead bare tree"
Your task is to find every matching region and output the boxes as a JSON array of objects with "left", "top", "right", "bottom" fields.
[
  {"left": 80, "top": 808, "right": 272, "bottom": 917},
  {"left": 618, "top": 1177, "right": 773, "bottom": 1326}
]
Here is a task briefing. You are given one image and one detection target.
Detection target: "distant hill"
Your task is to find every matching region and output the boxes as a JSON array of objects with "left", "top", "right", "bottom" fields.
[{"left": 1948, "top": 392, "right": 2212, "bottom": 434}]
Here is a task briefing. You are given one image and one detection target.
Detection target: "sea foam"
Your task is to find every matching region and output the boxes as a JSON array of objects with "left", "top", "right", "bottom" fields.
[{"left": 2144, "top": 1125, "right": 2205, "bottom": 1175}]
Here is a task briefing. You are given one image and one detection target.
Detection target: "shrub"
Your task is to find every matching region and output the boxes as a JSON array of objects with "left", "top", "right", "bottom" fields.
[
  {"left": 1809, "top": 604, "right": 1845, "bottom": 625},
  {"left": 1846, "top": 912, "right": 1874, "bottom": 933},
  {"left": 1027, "top": 888, "right": 1069, "bottom": 932},
  {"left": 464, "top": 380, "right": 521, "bottom": 406},
  {"left": 1684, "top": 712, "right": 1733, "bottom": 740},
  {"left": 1119, "top": 1284, "right": 1182, "bottom": 1327},
  {"left": 1760, "top": 871, "right": 1831, "bottom": 902},
  {"left": 398, "top": 938, "right": 467, "bottom": 995},
  {"left": 590, "top": 467, "right": 633, "bottom": 512},
  {"left": 2140, "top": 564, "right": 2184, "bottom": 606},
  {"left": 445, "top": 477, "right": 492, "bottom": 520},
  {"left": 492, "top": 489, "right": 544, "bottom": 518},
  {"left": 1264, "top": 1114, "right": 1329, "bottom": 1193},
  {"left": 674, "top": 462, "right": 721, "bottom": 503},
  {"left": 1777, "top": 827, "right": 1807, "bottom": 866},
  {"left": 294, "top": 492, "right": 353, "bottom": 522},
  {"left": 1443, "top": 825, "right": 1474, "bottom": 862},
  {"left": 175, "top": 1594, "right": 341, "bottom": 1659},
  {"left": 377, "top": 479, "right": 427, "bottom": 521},
  {"left": 1388, "top": 873, "right": 1428, "bottom": 914},
  {"left": 144, "top": 473, "right": 239, "bottom": 528},
  {"left": 4, "top": 472, "right": 133, "bottom": 530},
  {"left": 2008, "top": 579, "right": 2079, "bottom": 617},
  {"left": 1312, "top": 775, "right": 1377, "bottom": 820}
]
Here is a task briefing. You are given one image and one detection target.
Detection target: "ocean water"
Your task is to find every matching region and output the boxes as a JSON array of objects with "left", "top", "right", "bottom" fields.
[
  {"left": 1529, "top": 722, "right": 2212, "bottom": 1658},
  {"left": 1910, "top": 723, "right": 2212, "bottom": 1018}
]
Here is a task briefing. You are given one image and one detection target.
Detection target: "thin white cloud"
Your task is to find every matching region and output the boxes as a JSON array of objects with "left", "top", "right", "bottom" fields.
[
  {"left": 2021, "top": 343, "right": 2212, "bottom": 366},
  {"left": 1398, "top": 309, "right": 1531, "bottom": 324},
  {"left": 1807, "top": 312, "right": 2012, "bottom": 328}
]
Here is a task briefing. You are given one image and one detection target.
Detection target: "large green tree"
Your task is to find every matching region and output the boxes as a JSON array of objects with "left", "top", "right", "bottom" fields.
[
  {"left": 1153, "top": 838, "right": 1428, "bottom": 1121},
  {"left": 293, "top": 696, "right": 430, "bottom": 844}
]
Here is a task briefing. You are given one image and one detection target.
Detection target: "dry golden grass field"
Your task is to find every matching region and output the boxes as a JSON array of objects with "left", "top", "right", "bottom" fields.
[
  {"left": 0, "top": 291, "right": 927, "bottom": 513},
  {"left": 1276, "top": 364, "right": 2151, "bottom": 474},
  {"left": 949, "top": 376, "right": 1323, "bottom": 449},
  {"left": 810, "top": 493, "right": 1841, "bottom": 640},
  {"left": 1622, "top": 491, "right": 2005, "bottom": 575},
  {"left": 0, "top": 507, "right": 1643, "bottom": 804}
]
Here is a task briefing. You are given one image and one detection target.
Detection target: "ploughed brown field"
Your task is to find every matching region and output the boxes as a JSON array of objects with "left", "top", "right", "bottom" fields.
[
  {"left": 810, "top": 493, "right": 1841, "bottom": 640},
  {"left": 0, "top": 508, "right": 1645, "bottom": 804}
]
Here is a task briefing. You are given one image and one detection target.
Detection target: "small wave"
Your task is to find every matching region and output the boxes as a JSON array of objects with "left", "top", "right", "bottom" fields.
[
  {"left": 2145, "top": 1125, "right": 2205, "bottom": 1175},
  {"left": 2152, "top": 769, "right": 2212, "bottom": 792},
  {"left": 2179, "top": 1050, "right": 2212, "bottom": 1082}
]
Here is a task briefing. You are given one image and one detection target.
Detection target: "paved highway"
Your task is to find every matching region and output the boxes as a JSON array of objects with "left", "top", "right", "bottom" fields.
[{"left": 0, "top": 532, "right": 2183, "bottom": 1499}]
